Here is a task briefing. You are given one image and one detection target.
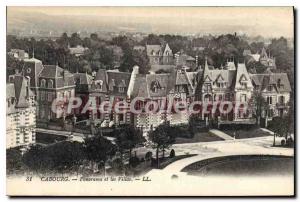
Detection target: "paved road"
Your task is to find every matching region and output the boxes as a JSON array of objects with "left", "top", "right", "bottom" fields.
[{"left": 147, "top": 136, "right": 294, "bottom": 176}]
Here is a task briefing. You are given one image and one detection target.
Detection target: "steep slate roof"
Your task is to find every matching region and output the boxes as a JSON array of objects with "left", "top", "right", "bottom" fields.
[
  {"left": 8, "top": 75, "right": 34, "bottom": 109},
  {"left": 131, "top": 70, "right": 199, "bottom": 99},
  {"left": 250, "top": 73, "right": 291, "bottom": 93},
  {"left": 146, "top": 43, "right": 172, "bottom": 56},
  {"left": 74, "top": 73, "right": 93, "bottom": 85},
  {"left": 40, "top": 65, "right": 75, "bottom": 88},
  {"left": 150, "top": 64, "right": 176, "bottom": 73},
  {"left": 106, "top": 70, "right": 131, "bottom": 95},
  {"left": 234, "top": 63, "right": 253, "bottom": 90},
  {"left": 74, "top": 73, "right": 93, "bottom": 92},
  {"left": 146, "top": 45, "right": 162, "bottom": 56},
  {"left": 146, "top": 74, "right": 170, "bottom": 97},
  {"left": 92, "top": 69, "right": 108, "bottom": 93},
  {"left": 202, "top": 60, "right": 237, "bottom": 90},
  {"left": 23, "top": 57, "right": 44, "bottom": 88}
]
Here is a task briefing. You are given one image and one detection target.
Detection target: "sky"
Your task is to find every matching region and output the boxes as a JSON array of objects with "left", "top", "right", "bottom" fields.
[{"left": 7, "top": 7, "right": 294, "bottom": 38}]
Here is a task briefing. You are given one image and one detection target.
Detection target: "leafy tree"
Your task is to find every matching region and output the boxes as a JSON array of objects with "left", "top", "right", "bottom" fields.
[
  {"left": 268, "top": 117, "right": 290, "bottom": 142},
  {"left": 23, "top": 142, "right": 86, "bottom": 173},
  {"left": 149, "top": 123, "right": 177, "bottom": 168},
  {"left": 120, "top": 49, "right": 150, "bottom": 73},
  {"left": 252, "top": 91, "right": 268, "bottom": 125},
  {"left": 115, "top": 126, "right": 144, "bottom": 160},
  {"left": 7, "top": 148, "right": 25, "bottom": 174},
  {"left": 84, "top": 136, "right": 117, "bottom": 170},
  {"left": 69, "top": 33, "right": 82, "bottom": 47}
]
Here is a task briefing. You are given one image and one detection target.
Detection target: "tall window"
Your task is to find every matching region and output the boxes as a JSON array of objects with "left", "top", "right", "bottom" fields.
[
  {"left": 97, "top": 80, "right": 103, "bottom": 91},
  {"left": 40, "top": 79, "right": 46, "bottom": 88},
  {"left": 48, "top": 79, "right": 54, "bottom": 88},
  {"left": 267, "top": 96, "right": 273, "bottom": 105},
  {"left": 240, "top": 94, "right": 247, "bottom": 102}
]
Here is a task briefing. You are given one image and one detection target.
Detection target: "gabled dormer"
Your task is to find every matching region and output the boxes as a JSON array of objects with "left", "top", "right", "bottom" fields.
[
  {"left": 234, "top": 63, "right": 253, "bottom": 91},
  {"left": 204, "top": 75, "right": 212, "bottom": 83}
]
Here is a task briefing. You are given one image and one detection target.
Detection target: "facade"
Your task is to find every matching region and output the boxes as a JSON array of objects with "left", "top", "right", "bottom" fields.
[
  {"left": 74, "top": 72, "right": 93, "bottom": 120},
  {"left": 8, "top": 49, "right": 29, "bottom": 60},
  {"left": 6, "top": 75, "right": 36, "bottom": 149},
  {"left": 260, "top": 47, "right": 276, "bottom": 69},
  {"left": 128, "top": 66, "right": 199, "bottom": 132},
  {"left": 21, "top": 57, "right": 76, "bottom": 125},
  {"left": 69, "top": 45, "right": 89, "bottom": 57},
  {"left": 195, "top": 58, "right": 255, "bottom": 124},
  {"left": 146, "top": 43, "right": 174, "bottom": 65},
  {"left": 7, "top": 53, "right": 291, "bottom": 135},
  {"left": 251, "top": 73, "right": 291, "bottom": 119},
  {"left": 37, "top": 65, "right": 75, "bottom": 124},
  {"left": 146, "top": 43, "right": 175, "bottom": 73},
  {"left": 89, "top": 69, "right": 132, "bottom": 127}
]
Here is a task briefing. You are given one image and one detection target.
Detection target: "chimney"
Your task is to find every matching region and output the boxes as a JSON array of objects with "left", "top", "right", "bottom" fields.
[
  {"left": 25, "top": 76, "right": 30, "bottom": 99},
  {"left": 127, "top": 65, "right": 139, "bottom": 98}
]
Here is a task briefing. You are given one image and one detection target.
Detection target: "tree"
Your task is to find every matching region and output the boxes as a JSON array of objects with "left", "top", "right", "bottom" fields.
[
  {"left": 252, "top": 91, "right": 268, "bottom": 125},
  {"left": 115, "top": 126, "right": 144, "bottom": 161},
  {"left": 120, "top": 49, "right": 150, "bottom": 73},
  {"left": 148, "top": 123, "right": 177, "bottom": 168},
  {"left": 22, "top": 142, "right": 86, "bottom": 173},
  {"left": 84, "top": 136, "right": 117, "bottom": 172},
  {"left": 7, "top": 148, "right": 25, "bottom": 174},
  {"left": 268, "top": 117, "right": 290, "bottom": 145},
  {"left": 69, "top": 33, "right": 82, "bottom": 47}
]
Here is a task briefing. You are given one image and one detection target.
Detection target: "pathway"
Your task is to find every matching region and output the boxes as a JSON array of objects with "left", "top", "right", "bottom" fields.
[{"left": 209, "top": 129, "right": 234, "bottom": 140}]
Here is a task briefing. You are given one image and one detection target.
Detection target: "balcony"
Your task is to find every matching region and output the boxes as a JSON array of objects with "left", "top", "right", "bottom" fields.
[{"left": 276, "top": 102, "right": 288, "bottom": 108}]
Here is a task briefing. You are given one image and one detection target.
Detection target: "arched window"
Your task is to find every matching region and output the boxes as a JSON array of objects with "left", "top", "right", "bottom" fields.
[
  {"left": 40, "top": 79, "right": 46, "bottom": 88},
  {"left": 48, "top": 79, "right": 54, "bottom": 88}
]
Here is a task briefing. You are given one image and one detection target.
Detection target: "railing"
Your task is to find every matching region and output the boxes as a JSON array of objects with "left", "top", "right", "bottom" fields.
[{"left": 276, "top": 103, "right": 288, "bottom": 108}]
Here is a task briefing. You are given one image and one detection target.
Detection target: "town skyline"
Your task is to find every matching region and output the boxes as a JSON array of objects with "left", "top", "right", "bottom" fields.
[{"left": 7, "top": 7, "right": 294, "bottom": 38}]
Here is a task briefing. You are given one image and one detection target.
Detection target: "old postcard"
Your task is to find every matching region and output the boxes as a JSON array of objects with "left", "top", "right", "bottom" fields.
[{"left": 6, "top": 6, "right": 294, "bottom": 196}]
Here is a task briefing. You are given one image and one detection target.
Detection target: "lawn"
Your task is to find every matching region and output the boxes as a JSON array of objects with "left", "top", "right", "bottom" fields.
[
  {"left": 175, "top": 132, "right": 223, "bottom": 144},
  {"left": 222, "top": 127, "right": 272, "bottom": 139},
  {"left": 36, "top": 132, "right": 67, "bottom": 144}
]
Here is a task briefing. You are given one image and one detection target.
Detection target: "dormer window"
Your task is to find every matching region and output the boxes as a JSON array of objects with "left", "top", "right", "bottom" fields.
[
  {"left": 150, "top": 80, "right": 162, "bottom": 93},
  {"left": 268, "top": 85, "right": 273, "bottom": 91},
  {"left": 40, "top": 79, "right": 46, "bottom": 88},
  {"left": 119, "top": 87, "right": 125, "bottom": 93},
  {"left": 96, "top": 80, "right": 103, "bottom": 91},
  {"left": 277, "top": 79, "right": 283, "bottom": 88}
]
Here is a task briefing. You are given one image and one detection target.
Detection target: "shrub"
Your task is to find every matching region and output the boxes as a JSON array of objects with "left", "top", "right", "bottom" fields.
[
  {"left": 169, "top": 149, "right": 176, "bottom": 158},
  {"left": 145, "top": 152, "right": 152, "bottom": 161},
  {"left": 129, "top": 156, "right": 140, "bottom": 168}
]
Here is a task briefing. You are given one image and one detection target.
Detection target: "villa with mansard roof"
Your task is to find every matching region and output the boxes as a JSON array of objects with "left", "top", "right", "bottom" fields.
[{"left": 6, "top": 75, "right": 36, "bottom": 148}]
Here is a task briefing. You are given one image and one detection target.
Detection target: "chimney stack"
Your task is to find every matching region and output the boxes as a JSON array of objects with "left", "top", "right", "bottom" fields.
[{"left": 25, "top": 76, "right": 31, "bottom": 99}]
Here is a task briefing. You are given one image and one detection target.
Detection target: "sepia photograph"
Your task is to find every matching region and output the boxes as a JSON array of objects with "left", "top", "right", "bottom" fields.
[{"left": 5, "top": 6, "right": 295, "bottom": 196}]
